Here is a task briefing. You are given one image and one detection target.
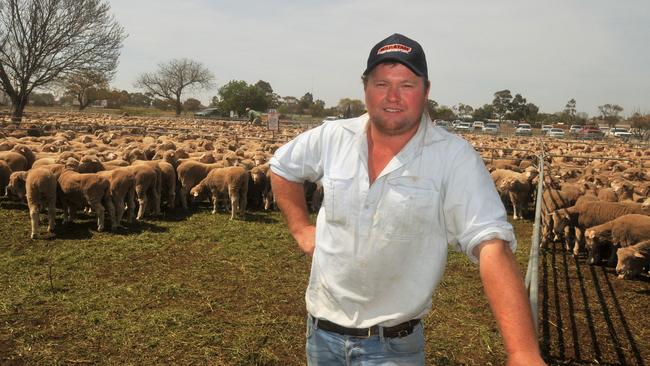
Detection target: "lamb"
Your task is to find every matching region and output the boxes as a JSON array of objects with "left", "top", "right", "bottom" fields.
[
  {"left": 6, "top": 168, "right": 57, "bottom": 239},
  {"left": 247, "top": 165, "right": 268, "bottom": 210},
  {"left": 552, "top": 201, "right": 648, "bottom": 256},
  {"left": 57, "top": 161, "right": 114, "bottom": 232},
  {"left": 10, "top": 144, "right": 36, "bottom": 169},
  {"left": 584, "top": 214, "right": 650, "bottom": 265},
  {"left": 190, "top": 166, "right": 249, "bottom": 220},
  {"left": 616, "top": 239, "right": 650, "bottom": 279},
  {"left": 540, "top": 187, "right": 581, "bottom": 247}
]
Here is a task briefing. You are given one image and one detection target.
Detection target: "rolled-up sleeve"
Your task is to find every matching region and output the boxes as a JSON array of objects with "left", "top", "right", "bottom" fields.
[
  {"left": 270, "top": 126, "right": 324, "bottom": 183},
  {"left": 442, "top": 143, "right": 517, "bottom": 263}
]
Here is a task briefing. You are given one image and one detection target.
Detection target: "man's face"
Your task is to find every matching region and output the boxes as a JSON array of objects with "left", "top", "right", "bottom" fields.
[{"left": 364, "top": 63, "right": 429, "bottom": 136}]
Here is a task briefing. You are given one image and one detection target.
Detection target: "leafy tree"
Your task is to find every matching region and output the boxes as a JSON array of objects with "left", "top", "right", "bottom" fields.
[
  {"left": 135, "top": 58, "right": 215, "bottom": 116},
  {"left": 217, "top": 80, "right": 269, "bottom": 116},
  {"left": 299, "top": 92, "right": 314, "bottom": 112},
  {"left": 0, "top": 0, "right": 125, "bottom": 122},
  {"left": 472, "top": 104, "right": 495, "bottom": 121},
  {"left": 564, "top": 98, "right": 577, "bottom": 118},
  {"left": 454, "top": 103, "right": 474, "bottom": 118},
  {"left": 629, "top": 112, "right": 650, "bottom": 140},
  {"left": 433, "top": 106, "right": 456, "bottom": 121},
  {"left": 598, "top": 104, "right": 624, "bottom": 128},
  {"left": 309, "top": 99, "right": 326, "bottom": 117},
  {"left": 426, "top": 100, "right": 439, "bottom": 117},
  {"left": 128, "top": 92, "right": 153, "bottom": 108},
  {"left": 102, "top": 89, "right": 129, "bottom": 109},
  {"left": 30, "top": 93, "right": 56, "bottom": 107},
  {"left": 337, "top": 98, "right": 365, "bottom": 117},
  {"left": 492, "top": 89, "right": 512, "bottom": 121},
  {"left": 254, "top": 80, "right": 273, "bottom": 94},
  {"left": 183, "top": 98, "right": 203, "bottom": 112},
  {"left": 62, "top": 70, "right": 111, "bottom": 110}
]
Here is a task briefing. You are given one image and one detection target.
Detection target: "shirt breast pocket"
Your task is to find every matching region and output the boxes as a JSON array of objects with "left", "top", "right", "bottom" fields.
[
  {"left": 377, "top": 176, "right": 439, "bottom": 240},
  {"left": 322, "top": 173, "right": 355, "bottom": 226}
]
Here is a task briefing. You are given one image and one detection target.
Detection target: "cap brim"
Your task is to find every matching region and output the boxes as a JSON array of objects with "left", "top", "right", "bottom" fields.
[{"left": 363, "top": 57, "right": 426, "bottom": 77}]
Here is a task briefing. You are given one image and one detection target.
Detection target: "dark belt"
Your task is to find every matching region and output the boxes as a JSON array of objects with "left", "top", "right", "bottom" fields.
[{"left": 313, "top": 316, "right": 420, "bottom": 338}]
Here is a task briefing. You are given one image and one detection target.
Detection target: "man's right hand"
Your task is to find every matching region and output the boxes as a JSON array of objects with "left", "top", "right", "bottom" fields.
[{"left": 293, "top": 225, "right": 316, "bottom": 256}]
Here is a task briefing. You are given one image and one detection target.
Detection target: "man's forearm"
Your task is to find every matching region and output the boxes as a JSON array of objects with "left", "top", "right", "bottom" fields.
[{"left": 476, "top": 240, "right": 545, "bottom": 365}]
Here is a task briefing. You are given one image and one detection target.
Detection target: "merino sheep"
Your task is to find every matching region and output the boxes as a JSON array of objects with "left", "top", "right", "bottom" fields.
[
  {"left": 6, "top": 168, "right": 57, "bottom": 238},
  {"left": 492, "top": 168, "right": 538, "bottom": 220},
  {"left": 552, "top": 201, "right": 648, "bottom": 256},
  {"left": 616, "top": 239, "right": 650, "bottom": 279},
  {"left": 58, "top": 162, "right": 114, "bottom": 232},
  {"left": 132, "top": 160, "right": 174, "bottom": 210},
  {"left": 190, "top": 166, "right": 249, "bottom": 219},
  {"left": 97, "top": 168, "right": 137, "bottom": 229},
  {"left": 0, "top": 151, "right": 28, "bottom": 172},
  {"left": 584, "top": 214, "right": 650, "bottom": 265},
  {"left": 176, "top": 160, "right": 227, "bottom": 210},
  {"left": 0, "top": 160, "right": 11, "bottom": 195}
]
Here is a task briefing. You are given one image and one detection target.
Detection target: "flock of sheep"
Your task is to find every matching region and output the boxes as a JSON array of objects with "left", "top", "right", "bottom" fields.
[{"left": 1, "top": 113, "right": 649, "bottom": 281}]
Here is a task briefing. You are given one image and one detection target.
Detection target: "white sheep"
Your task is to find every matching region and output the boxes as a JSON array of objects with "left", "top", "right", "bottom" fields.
[
  {"left": 190, "top": 166, "right": 249, "bottom": 219},
  {"left": 6, "top": 168, "right": 57, "bottom": 239}
]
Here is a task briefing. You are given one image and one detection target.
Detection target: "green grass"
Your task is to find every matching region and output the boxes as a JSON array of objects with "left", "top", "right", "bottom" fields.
[{"left": 0, "top": 199, "right": 536, "bottom": 365}]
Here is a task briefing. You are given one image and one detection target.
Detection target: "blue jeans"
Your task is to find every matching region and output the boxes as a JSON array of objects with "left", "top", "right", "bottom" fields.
[{"left": 306, "top": 315, "right": 425, "bottom": 365}]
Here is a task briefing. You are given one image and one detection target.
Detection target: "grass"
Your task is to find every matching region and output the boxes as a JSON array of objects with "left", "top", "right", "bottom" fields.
[{"left": 1, "top": 199, "right": 647, "bottom": 365}]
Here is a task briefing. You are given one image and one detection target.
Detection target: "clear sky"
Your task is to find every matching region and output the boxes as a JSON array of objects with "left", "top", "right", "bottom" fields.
[{"left": 107, "top": 0, "right": 650, "bottom": 117}]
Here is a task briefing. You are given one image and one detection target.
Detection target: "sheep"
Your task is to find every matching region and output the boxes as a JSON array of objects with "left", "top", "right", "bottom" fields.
[
  {"left": 176, "top": 160, "right": 227, "bottom": 210},
  {"left": 247, "top": 165, "right": 268, "bottom": 210},
  {"left": 123, "top": 164, "right": 161, "bottom": 220},
  {"left": 616, "top": 239, "right": 650, "bottom": 279},
  {"left": 540, "top": 187, "right": 581, "bottom": 247},
  {"left": 584, "top": 214, "right": 650, "bottom": 266},
  {"left": 0, "top": 160, "right": 11, "bottom": 195},
  {"left": 0, "top": 151, "right": 28, "bottom": 172},
  {"left": 492, "top": 168, "right": 538, "bottom": 220},
  {"left": 552, "top": 201, "right": 648, "bottom": 256},
  {"left": 6, "top": 168, "right": 57, "bottom": 239},
  {"left": 97, "top": 168, "right": 137, "bottom": 229},
  {"left": 57, "top": 159, "right": 115, "bottom": 232},
  {"left": 132, "top": 160, "right": 174, "bottom": 210},
  {"left": 10, "top": 144, "right": 36, "bottom": 169},
  {"left": 190, "top": 166, "right": 249, "bottom": 220}
]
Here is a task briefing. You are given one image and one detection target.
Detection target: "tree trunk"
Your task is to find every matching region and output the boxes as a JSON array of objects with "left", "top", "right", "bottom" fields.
[
  {"left": 10, "top": 94, "right": 29, "bottom": 123},
  {"left": 175, "top": 96, "right": 182, "bottom": 116}
]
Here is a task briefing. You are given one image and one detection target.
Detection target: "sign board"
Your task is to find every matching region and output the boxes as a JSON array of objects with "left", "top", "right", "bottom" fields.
[{"left": 267, "top": 109, "right": 279, "bottom": 130}]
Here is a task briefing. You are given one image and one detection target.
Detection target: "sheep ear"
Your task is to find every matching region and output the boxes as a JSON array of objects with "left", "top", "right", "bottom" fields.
[{"left": 634, "top": 252, "right": 646, "bottom": 259}]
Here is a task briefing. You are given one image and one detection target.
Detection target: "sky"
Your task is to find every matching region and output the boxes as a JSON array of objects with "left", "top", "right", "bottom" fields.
[{"left": 107, "top": 0, "right": 650, "bottom": 117}]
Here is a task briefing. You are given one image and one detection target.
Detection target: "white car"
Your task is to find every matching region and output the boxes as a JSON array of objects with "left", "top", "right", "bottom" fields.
[
  {"left": 455, "top": 122, "right": 472, "bottom": 132},
  {"left": 482, "top": 123, "right": 499, "bottom": 134},
  {"left": 515, "top": 123, "right": 532, "bottom": 136},
  {"left": 569, "top": 125, "right": 582, "bottom": 134},
  {"left": 472, "top": 121, "right": 484, "bottom": 131},
  {"left": 548, "top": 128, "right": 565, "bottom": 138},
  {"left": 541, "top": 125, "right": 553, "bottom": 134}
]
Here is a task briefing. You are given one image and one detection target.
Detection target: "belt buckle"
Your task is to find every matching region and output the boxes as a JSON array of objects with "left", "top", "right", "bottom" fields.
[{"left": 396, "top": 328, "right": 409, "bottom": 338}]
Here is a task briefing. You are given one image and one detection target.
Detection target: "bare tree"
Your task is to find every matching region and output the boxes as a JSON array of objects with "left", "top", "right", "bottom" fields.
[
  {"left": 0, "top": 0, "right": 126, "bottom": 122},
  {"left": 62, "top": 70, "right": 111, "bottom": 110},
  {"left": 134, "top": 58, "right": 215, "bottom": 116}
]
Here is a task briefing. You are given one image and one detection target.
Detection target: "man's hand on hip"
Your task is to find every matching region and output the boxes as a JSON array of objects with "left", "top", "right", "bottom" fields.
[{"left": 293, "top": 225, "right": 316, "bottom": 256}]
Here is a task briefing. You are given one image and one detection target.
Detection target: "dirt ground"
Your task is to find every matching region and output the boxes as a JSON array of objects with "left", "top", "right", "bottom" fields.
[{"left": 539, "top": 240, "right": 649, "bottom": 366}]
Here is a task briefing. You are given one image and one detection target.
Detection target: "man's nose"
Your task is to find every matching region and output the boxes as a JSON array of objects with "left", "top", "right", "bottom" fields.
[{"left": 386, "top": 86, "right": 400, "bottom": 102}]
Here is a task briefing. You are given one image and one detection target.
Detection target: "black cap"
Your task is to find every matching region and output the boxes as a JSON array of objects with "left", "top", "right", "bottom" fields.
[{"left": 363, "top": 33, "right": 428, "bottom": 79}]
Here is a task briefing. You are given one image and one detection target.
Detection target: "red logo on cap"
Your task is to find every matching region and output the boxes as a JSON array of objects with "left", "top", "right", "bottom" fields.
[{"left": 377, "top": 44, "right": 412, "bottom": 55}]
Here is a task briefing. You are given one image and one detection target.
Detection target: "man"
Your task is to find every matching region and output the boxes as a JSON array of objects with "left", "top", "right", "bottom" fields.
[{"left": 270, "top": 33, "right": 545, "bottom": 365}]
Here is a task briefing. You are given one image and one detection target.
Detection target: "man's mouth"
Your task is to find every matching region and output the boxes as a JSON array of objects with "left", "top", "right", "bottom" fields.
[{"left": 383, "top": 108, "right": 403, "bottom": 113}]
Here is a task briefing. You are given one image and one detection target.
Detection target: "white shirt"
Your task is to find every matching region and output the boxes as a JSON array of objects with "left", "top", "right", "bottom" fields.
[{"left": 270, "top": 113, "right": 516, "bottom": 328}]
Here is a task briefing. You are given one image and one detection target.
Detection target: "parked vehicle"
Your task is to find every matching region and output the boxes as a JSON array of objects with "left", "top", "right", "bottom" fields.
[
  {"left": 569, "top": 125, "right": 582, "bottom": 134},
  {"left": 194, "top": 107, "right": 221, "bottom": 117},
  {"left": 608, "top": 127, "right": 633, "bottom": 140},
  {"left": 578, "top": 126, "right": 604, "bottom": 140},
  {"left": 548, "top": 128, "right": 565, "bottom": 138},
  {"left": 434, "top": 120, "right": 453, "bottom": 131},
  {"left": 541, "top": 124, "right": 553, "bottom": 134},
  {"left": 455, "top": 122, "right": 472, "bottom": 132},
  {"left": 482, "top": 123, "right": 499, "bottom": 134},
  {"left": 515, "top": 123, "right": 532, "bottom": 136},
  {"left": 472, "top": 121, "right": 484, "bottom": 131}
]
